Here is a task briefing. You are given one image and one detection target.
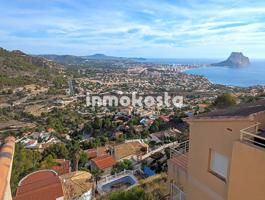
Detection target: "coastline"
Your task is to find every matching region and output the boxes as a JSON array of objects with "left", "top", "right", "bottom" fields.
[{"left": 180, "top": 63, "right": 265, "bottom": 88}]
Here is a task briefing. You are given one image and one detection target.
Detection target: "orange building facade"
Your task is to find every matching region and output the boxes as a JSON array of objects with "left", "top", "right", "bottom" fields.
[
  {"left": 0, "top": 136, "right": 16, "bottom": 200},
  {"left": 168, "top": 101, "right": 265, "bottom": 200}
]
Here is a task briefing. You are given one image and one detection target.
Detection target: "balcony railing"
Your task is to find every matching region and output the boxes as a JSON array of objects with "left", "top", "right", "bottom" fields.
[
  {"left": 170, "top": 182, "right": 186, "bottom": 200},
  {"left": 240, "top": 123, "right": 265, "bottom": 148},
  {"left": 170, "top": 140, "right": 189, "bottom": 157},
  {"left": 169, "top": 140, "right": 189, "bottom": 171}
]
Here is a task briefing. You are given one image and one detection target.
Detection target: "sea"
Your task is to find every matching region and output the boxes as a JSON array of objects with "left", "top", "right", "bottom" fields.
[{"left": 142, "top": 58, "right": 265, "bottom": 87}]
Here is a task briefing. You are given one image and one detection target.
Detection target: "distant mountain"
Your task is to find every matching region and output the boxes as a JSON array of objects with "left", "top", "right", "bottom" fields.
[
  {"left": 212, "top": 52, "right": 250, "bottom": 67},
  {"left": 84, "top": 54, "right": 115, "bottom": 60},
  {"left": 84, "top": 54, "right": 146, "bottom": 61},
  {"left": 39, "top": 54, "right": 86, "bottom": 65},
  {"left": 38, "top": 54, "right": 146, "bottom": 65}
]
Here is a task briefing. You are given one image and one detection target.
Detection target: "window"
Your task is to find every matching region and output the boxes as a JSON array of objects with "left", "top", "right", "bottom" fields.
[{"left": 209, "top": 149, "right": 228, "bottom": 181}]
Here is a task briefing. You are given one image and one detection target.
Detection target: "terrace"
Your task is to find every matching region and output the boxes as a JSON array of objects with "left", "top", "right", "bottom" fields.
[
  {"left": 240, "top": 122, "right": 265, "bottom": 149},
  {"left": 60, "top": 171, "right": 94, "bottom": 200},
  {"left": 97, "top": 170, "right": 138, "bottom": 194}
]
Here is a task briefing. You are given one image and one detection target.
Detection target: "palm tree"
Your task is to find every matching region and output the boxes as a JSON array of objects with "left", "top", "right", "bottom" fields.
[
  {"left": 68, "top": 140, "right": 81, "bottom": 171},
  {"left": 91, "top": 168, "right": 103, "bottom": 187}
]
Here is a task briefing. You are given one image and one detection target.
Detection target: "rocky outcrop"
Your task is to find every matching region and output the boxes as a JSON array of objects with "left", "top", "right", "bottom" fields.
[{"left": 212, "top": 52, "right": 250, "bottom": 67}]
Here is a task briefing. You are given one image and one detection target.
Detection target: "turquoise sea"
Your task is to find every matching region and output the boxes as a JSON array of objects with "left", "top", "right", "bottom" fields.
[{"left": 144, "top": 58, "right": 265, "bottom": 87}]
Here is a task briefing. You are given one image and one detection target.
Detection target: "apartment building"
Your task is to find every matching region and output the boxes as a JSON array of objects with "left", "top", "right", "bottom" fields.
[{"left": 168, "top": 100, "right": 265, "bottom": 200}]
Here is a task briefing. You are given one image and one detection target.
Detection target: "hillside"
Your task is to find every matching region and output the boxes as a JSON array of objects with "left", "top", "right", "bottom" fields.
[
  {"left": 0, "top": 48, "right": 64, "bottom": 88},
  {"left": 38, "top": 54, "right": 86, "bottom": 65}
]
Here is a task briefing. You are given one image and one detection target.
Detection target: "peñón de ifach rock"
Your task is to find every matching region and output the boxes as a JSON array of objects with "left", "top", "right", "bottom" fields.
[{"left": 212, "top": 52, "right": 250, "bottom": 67}]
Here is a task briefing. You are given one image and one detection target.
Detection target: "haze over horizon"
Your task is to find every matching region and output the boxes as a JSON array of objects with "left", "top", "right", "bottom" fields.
[{"left": 1, "top": 0, "right": 265, "bottom": 58}]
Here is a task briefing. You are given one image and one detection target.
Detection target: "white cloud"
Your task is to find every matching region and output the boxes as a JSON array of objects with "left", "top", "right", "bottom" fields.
[{"left": 0, "top": 0, "right": 265, "bottom": 57}]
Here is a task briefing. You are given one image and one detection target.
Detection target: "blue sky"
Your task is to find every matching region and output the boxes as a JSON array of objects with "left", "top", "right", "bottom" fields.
[{"left": 1, "top": 0, "right": 265, "bottom": 58}]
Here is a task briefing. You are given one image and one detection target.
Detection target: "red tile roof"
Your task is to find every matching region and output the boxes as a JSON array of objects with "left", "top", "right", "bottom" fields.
[
  {"left": 14, "top": 170, "right": 64, "bottom": 200},
  {"left": 91, "top": 155, "right": 116, "bottom": 170},
  {"left": 47, "top": 128, "right": 55, "bottom": 133},
  {"left": 85, "top": 147, "right": 107, "bottom": 159},
  {"left": 51, "top": 159, "right": 71, "bottom": 175},
  {"left": 86, "top": 149, "right": 97, "bottom": 159},
  {"left": 27, "top": 140, "right": 36, "bottom": 145},
  {"left": 158, "top": 115, "right": 170, "bottom": 122}
]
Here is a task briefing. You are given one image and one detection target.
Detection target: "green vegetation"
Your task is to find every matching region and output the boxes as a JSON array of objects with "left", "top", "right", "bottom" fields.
[
  {"left": 149, "top": 119, "right": 163, "bottom": 133},
  {"left": 240, "top": 95, "right": 260, "bottom": 103},
  {"left": 53, "top": 75, "right": 67, "bottom": 88},
  {"left": 79, "top": 151, "right": 89, "bottom": 170},
  {"left": 91, "top": 168, "right": 104, "bottom": 186},
  {"left": 0, "top": 48, "right": 37, "bottom": 72},
  {"left": 11, "top": 143, "right": 42, "bottom": 195},
  {"left": 76, "top": 116, "right": 116, "bottom": 139},
  {"left": 127, "top": 117, "right": 141, "bottom": 126},
  {"left": 40, "top": 155, "right": 57, "bottom": 169},
  {"left": 0, "top": 47, "right": 63, "bottom": 88},
  {"left": 47, "top": 75, "right": 68, "bottom": 94},
  {"left": 107, "top": 187, "right": 152, "bottom": 200},
  {"left": 111, "top": 159, "right": 133, "bottom": 174},
  {"left": 213, "top": 93, "right": 237, "bottom": 108},
  {"left": 43, "top": 107, "right": 84, "bottom": 134},
  {"left": 138, "top": 173, "right": 168, "bottom": 199},
  {"left": 80, "top": 136, "right": 109, "bottom": 149},
  {"left": 0, "top": 75, "right": 34, "bottom": 87},
  {"left": 11, "top": 141, "right": 87, "bottom": 195},
  {"left": 42, "top": 143, "right": 69, "bottom": 158},
  {"left": 68, "top": 140, "right": 81, "bottom": 171}
]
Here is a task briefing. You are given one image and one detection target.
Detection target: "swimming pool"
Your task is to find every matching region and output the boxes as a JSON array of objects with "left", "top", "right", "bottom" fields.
[{"left": 99, "top": 175, "right": 137, "bottom": 193}]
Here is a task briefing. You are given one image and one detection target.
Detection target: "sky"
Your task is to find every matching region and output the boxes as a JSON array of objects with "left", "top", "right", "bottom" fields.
[{"left": 1, "top": 0, "right": 265, "bottom": 58}]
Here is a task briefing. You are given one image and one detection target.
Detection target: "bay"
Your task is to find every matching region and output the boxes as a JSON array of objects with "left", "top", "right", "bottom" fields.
[{"left": 143, "top": 58, "right": 265, "bottom": 87}]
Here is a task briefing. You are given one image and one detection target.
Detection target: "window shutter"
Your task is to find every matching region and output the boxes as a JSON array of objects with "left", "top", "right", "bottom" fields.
[{"left": 210, "top": 151, "right": 228, "bottom": 179}]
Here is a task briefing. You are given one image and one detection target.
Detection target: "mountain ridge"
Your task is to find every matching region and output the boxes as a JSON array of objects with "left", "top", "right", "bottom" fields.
[{"left": 38, "top": 54, "right": 146, "bottom": 65}]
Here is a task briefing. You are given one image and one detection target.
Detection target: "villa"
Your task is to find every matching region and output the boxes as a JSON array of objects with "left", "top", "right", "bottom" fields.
[
  {"left": 110, "top": 140, "right": 149, "bottom": 161},
  {"left": 14, "top": 170, "right": 64, "bottom": 200},
  {"left": 90, "top": 155, "right": 116, "bottom": 175},
  {"left": 60, "top": 171, "right": 94, "bottom": 200},
  {"left": 51, "top": 159, "right": 71, "bottom": 176},
  {"left": 85, "top": 146, "right": 108, "bottom": 159},
  {"left": 168, "top": 99, "right": 265, "bottom": 200}
]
